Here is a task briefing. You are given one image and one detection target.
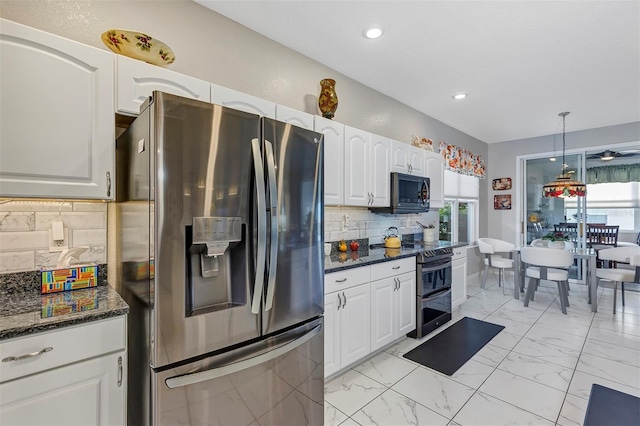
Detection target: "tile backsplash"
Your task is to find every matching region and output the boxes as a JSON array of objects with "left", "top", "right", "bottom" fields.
[
  {"left": 0, "top": 201, "right": 436, "bottom": 273},
  {"left": 324, "top": 206, "right": 439, "bottom": 244},
  {"left": 0, "top": 201, "right": 107, "bottom": 273}
]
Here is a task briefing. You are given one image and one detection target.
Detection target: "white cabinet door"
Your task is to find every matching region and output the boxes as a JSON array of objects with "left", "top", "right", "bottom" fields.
[
  {"left": 340, "top": 283, "right": 371, "bottom": 368},
  {"left": 276, "top": 105, "right": 314, "bottom": 129},
  {"left": 452, "top": 249, "right": 468, "bottom": 308},
  {"left": 370, "top": 277, "right": 395, "bottom": 351},
  {"left": 211, "top": 84, "right": 276, "bottom": 118},
  {"left": 315, "top": 117, "right": 344, "bottom": 206},
  {"left": 425, "top": 151, "right": 445, "bottom": 208},
  {"left": 0, "top": 352, "right": 125, "bottom": 426},
  {"left": 391, "top": 140, "right": 410, "bottom": 173},
  {"left": 344, "top": 126, "right": 370, "bottom": 206},
  {"left": 409, "top": 147, "right": 426, "bottom": 176},
  {"left": 116, "top": 55, "right": 211, "bottom": 115},
  {"left": 396, "top": 271, "right": 417, "bottom": 336},
  {"left": 369, "top": 134, "right": 391, "bottom": 207},
  {"left": 324, "top": 292, "right": 341, "bottom": 378},
  {"left": 0, "top": 19, "right": 114, "bottom": 199}
]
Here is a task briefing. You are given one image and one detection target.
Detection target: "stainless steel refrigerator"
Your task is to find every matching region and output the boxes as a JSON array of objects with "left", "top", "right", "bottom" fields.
[{"left": 116, "top": 92, "right": 324, "bottom": 426}]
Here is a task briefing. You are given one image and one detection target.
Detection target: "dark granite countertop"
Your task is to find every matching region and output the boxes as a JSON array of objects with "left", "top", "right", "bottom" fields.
[
  {"left": 325, "top": 241, "right": 469, "bottom": 273},
  {"left": 0, "top": 267, "right": 129, "bottom": 341}
]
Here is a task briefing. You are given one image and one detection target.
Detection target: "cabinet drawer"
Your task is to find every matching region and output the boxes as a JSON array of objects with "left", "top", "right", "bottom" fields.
[
  {"left": 0, "top": 316, "right": 125, "bottom": 383},
  {"left": 370, "top": 257, "right": 415, "bottom": 280},
  {"left": 452, "top": 246, "right": 468, "bottom": 261},
  {"left": 325, "top": 266, "right": 370, "bottom": 294}
]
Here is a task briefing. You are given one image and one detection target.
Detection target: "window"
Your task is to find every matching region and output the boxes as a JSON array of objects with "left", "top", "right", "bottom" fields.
[
  {"left": 440, "top": 171, "right": 479, "bottom": 243},
  {"left": 439, "top": 200, "right": 478, "bottom": 243},
  {"left": 565, "top": 182, "right": 640, "bottom": 230}
]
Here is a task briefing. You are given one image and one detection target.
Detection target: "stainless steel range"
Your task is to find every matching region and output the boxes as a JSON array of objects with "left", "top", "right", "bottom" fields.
[{"left": 408, "top": 246, "right": 453, "bottom": 338}]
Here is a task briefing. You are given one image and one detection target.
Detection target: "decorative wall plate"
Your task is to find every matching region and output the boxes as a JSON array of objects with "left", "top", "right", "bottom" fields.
[
  {"left": 494, "top": 194, "right": 512, "bottom": 210},
  {"left": 101, "top": 29, "right": 175, "bottom": 67},
  {"left": 492, "top": 177, "right": 512, "bottom": 190}
]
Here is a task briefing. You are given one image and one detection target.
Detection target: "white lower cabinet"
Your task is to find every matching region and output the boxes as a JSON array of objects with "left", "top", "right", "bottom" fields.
[
  {"left": 452, "top": 247, "right": 468, "bottom": 308},
  {"left": 325, "top": 258, "right": 416, "bottom": 377},
  {"left": 0, "top": 352, "right": 125, "bottom": 426},
  {"left": 0, "top": 316, "right": 126, "bottom": 425},
  {"left": 370, "top": 259, "right": 416, "bottom": 351},
  {"left": 324, "top": 283, "right": 371, "bottom": 377}
]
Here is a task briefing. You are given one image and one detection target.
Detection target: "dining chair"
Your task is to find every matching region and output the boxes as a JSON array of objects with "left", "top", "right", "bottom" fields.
[
  {"left": 595, "top": 246, "right": 640, "bottom": 314},
  {"left": 521, "top": 247, "right": 574, "bottom": 314},
  {"left": 588, "top": 225, "right": 620, "bottom": 267},
  {"left": 478, "top": 238, "right": 516, "bottom": 293},
  {"left": 554, "top": 223, "right": 578, "bottom": 246}
]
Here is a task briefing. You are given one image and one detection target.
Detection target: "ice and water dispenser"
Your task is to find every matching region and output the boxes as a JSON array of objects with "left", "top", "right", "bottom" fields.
[{"left": 186, "top": 216, "right": 245, "bottom": 315}]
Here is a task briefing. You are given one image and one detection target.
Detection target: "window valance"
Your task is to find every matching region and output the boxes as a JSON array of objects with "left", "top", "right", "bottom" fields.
[
  {"left": 438, "top": 141, "right": 486, "bottom": 178},
  {"left": 586, "top": 163, "right": 640, "bottom": 184}
]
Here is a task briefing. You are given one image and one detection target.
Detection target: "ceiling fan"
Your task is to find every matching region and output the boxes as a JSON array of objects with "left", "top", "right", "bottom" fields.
[{"left": 586, "top": 149, "right": 640, "bottom": 161}]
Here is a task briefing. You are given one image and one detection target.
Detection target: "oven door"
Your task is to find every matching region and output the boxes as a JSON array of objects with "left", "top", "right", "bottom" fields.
[{"left": 419, "top": 258, "right": 452, "bottom": 297}]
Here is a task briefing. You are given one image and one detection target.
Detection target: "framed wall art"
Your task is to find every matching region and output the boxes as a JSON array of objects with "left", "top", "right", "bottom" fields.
[
  {"left": 492, "top": 177, "right": 512, "bottom": 190},
  {"left": 494, "top": 194, "right": 512, "bottom": 210}
]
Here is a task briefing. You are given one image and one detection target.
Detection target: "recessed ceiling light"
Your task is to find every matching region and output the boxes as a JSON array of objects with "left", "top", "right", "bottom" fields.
[
  {"left": 549, "top": 157, "right": 557, "bottom": 162},
  {"left": 452, "top": 92, "right": 468, "bottom": 100},
  {"left": 363, "top": 25, "right": 384, "bottom": 39}
]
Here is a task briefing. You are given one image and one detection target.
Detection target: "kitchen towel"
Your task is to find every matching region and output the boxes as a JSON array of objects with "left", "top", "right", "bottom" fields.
[
  {"left": 583, "top": 384, "right": 640, "bottom": 426},
  {"left": 403, "top": 317, "right": 504, "bottom": 375}
]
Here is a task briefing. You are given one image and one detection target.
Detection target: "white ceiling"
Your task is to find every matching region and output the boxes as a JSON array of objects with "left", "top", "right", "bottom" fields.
[{"left": 196, "top": 0, "right": 640, "bottom": 144}]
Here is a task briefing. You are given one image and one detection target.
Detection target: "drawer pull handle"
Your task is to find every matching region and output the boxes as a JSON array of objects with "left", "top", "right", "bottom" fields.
[
  {"left": 117, "top": 356, "right": 123, "bottom": 387},
  {"left": 392, "top": 266, "right": 401, "bottom": 270},
  {"left": 2, "top": 346, "right": 53, "bottom": 362},
  {"left": 335, "top": 278, "right": 347, "bottom": 283}
]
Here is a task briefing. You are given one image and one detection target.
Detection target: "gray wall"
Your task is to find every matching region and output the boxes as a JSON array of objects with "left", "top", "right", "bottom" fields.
[
  {"left": 0, "top": 0, "right": 489, "bottom": 234},
  {"left": 486, "top": 121, "right": 640, "bottom": 243}
]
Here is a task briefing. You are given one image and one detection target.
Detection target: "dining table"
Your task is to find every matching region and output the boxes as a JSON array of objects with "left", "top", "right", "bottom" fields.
[{"left": 512, "top": 246, "right": 599, "bottom": 312}]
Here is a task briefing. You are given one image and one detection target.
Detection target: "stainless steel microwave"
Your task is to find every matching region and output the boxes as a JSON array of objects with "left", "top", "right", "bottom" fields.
[{"left": 370, "top": 172, "right": 430, "bottom": 214}]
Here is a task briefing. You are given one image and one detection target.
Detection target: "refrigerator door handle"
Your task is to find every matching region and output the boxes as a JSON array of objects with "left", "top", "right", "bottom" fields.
[
  {"left": 264, "top": 140, "right": 278, "bottom": 312},
  {"left": 251, "top": 138, "right": 267, "bottom": 314},
  {"left": 165, "top": 323, "right": 322, "bottom": 389}
]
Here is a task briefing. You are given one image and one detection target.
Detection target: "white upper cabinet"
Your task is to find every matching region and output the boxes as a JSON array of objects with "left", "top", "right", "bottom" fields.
[
  {"left": 344, "top": 126, "right": 370, "bottom": 206},
  {"left": 116, "top": 56, "right": 210, "bottom": 115},
  {"left": 344, "top": 128, "right": 390, "bottom": 207},
  {"left": 314, "top": 117, "right": 344, "bottom": 206},
  {"left": 425, "top": 151, "right": 445, "bottom": 208},
  {"left": 276, "top": 105, "right": 314, "bottom": 129},
  {"left": 211, "top": 84, "right": 276, "bottom": 118},
  {"left": 369, "top": 134, "right": 391, "bottom": 207},
  {"left": 391, "top": 141, "right": 425, "bottom": 176},
  {"left": 0, "top": 19, "right": 115, "bottom": 199}
]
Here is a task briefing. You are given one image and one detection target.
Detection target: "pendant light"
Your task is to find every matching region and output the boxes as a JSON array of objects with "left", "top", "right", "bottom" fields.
[{"left": 542, "top": 112, "right": 587, "bottom": 198}]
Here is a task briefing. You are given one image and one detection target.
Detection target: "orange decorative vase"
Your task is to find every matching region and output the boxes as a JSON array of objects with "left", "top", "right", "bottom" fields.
[{"left": 318, "top": 79, "right": 338, "bottom": 119}]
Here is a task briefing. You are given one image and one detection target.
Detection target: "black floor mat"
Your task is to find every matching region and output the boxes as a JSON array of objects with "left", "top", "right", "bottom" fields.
[
  {"left": 403, "top": 317, "right": 504, "bottom": 376},
  {"left": 584, "top": 384, "right": 640, "bottom": 426}
]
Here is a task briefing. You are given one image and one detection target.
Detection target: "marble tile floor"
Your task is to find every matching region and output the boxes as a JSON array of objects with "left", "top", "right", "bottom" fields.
[{"left": 324, "top": 272, "right": 640, "bottom": 426}]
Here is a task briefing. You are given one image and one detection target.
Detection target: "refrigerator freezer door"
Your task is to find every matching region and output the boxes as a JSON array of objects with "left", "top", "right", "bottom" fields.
[
  {"left": 152, "top": 318, "right": 324, "bottom": 425},
  {"left": 261, "top": 119, "right": 324, "bottom": 335}
]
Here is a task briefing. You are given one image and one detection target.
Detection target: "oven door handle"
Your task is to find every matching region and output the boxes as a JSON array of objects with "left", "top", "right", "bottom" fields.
[
  {"left": 422, "top": 287, "right": 452, "bottom": 302},
  {"left": 419, "top": 260, "right": 452, "bottom": 273}
]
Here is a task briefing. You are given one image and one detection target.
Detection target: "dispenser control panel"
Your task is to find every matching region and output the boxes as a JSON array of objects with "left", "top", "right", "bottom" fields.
[{"left": 192, "top": 217, "right": 242, "bottom": 244}]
